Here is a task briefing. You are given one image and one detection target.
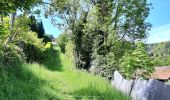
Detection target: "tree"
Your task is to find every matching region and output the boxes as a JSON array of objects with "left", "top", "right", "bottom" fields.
[
  {"left": 10, "top": 16, "right": 45, "bottom": 63},
  {"left": 37, "top": 20, "right": 45, "bottom": 38},
  {"left": 56, "top": 32, "right": 69, "bottom": 53},
  {"left": 147, "top": 41, "right": 170, "bottom": 66},
  {"left": 29, "top": 15, "right": 52, "bottom": 44},
  {"left": 83, "top": 0, "right": 115, "bottom": 77},
  {"left": 0, "top": 0, "right": 41, "bottom": 15},
  {"left": 0, "top": 17, "right": 10, "bottom": 43},
  {"left": 44, "top": 0, "right": 152, "bottom": 78},
  {"left": 29, "top": 16, "right": 45, "bottom": 38},
  {"left": 120, "top": 41, "right": 154, "bottom": 79},
  {"left": 1, "top": 0, "right": 41, "bottom": 46},
  {"left": 81, "top": 0, "right": 151, "bottom": 78},
  {"left": 29, "top": 15, "right": 38, "bottom": 33}
]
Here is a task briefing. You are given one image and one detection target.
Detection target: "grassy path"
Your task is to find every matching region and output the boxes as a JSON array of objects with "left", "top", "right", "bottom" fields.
[{"left": 0, "top": 51, "right": 130, "bottom": 100}]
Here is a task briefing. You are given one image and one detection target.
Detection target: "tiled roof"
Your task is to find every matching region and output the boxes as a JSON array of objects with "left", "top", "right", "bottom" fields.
[{"left": 151, "top": 66, "right": 170, "bottom": 80}]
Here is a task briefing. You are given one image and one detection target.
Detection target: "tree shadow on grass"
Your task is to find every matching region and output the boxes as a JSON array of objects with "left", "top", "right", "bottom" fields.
[{"left": 41, "top": 49, "right": 64, "bottom": 72}]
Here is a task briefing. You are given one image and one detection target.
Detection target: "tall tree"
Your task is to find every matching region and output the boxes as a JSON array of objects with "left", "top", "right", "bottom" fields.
[
  {"left": 1, "top": 0, "right": 41, "bottom": 46},
  {"left": 120, "top": 41, "right": 154, "bottom": 79},
  {"left": 44, "top": 0, "right": 151, "bottom": 78},
  {"left": 37, "top": 21, "right": 45, "bottom": 38},
  {"left": 29, "top": 16, "right": 45, "bottom": 38},
  {"left": 29, "top": 15, "right": 38, "bottom": 33},
  {"left": 0, "top": 0, "right": 41, "bottom": 15}
]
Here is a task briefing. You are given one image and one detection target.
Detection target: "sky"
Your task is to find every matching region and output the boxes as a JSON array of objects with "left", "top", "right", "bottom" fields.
[
  {"left": 40, "top": 0, "right": 170, "bottom": 43},
  {"left": 147, "top": 0, "right": 170, "bottom": 43},
  {"left": 38, "top": 13, "right": 64, "bottom": 37}
]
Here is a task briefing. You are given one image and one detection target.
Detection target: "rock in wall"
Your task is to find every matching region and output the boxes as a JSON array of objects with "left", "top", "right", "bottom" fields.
[{"left": 111, "top": 71, "right": 170, "bottom": 100}]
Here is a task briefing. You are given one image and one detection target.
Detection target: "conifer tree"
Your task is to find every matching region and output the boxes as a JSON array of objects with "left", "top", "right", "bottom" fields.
[{"left": 120, "top": 42, "right": 154, "bottom": 79}]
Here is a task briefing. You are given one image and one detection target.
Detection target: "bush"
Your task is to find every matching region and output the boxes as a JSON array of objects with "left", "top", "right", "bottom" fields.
[
  {"left": 23, "top": 43, "right": 45, "bottom": 63},
  {"left": 23, "top": 42, "right": 55, "bottom": 64},
  {"left": 44, "top": 42, "right": 52, "bottom": 49},
  {"left": 0, "top": 45, "right": 25, "bottom": 75}
]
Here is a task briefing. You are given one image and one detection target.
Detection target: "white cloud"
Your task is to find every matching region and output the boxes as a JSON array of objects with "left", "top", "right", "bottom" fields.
[{"left": 147, "top": 24, "right": 170, "bottom": 43}]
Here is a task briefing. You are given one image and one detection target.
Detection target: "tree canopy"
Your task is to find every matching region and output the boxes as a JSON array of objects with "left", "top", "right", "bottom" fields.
[
  {"left": 51, "top": 0, "right": 152, "bottom": 78},
  {"left": 120, "top": 42, "right": 154, "bottom": 79},
  {"left": 0, "top": 0, "right": 41, "bottom": 15}
]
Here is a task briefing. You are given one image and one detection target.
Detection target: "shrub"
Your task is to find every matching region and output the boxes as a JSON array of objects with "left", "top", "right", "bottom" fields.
[
  {"left": 23, "top": 43, "right": 45, "bottom": 63},
  {"left": 44, "top": 42, "right": 52, "bottom": 49},
  {"left": 0, "top": 45, "right": 25, "bottom": 75},
  {"left": 23, "top": 42, "right": 55, "bottom": 64}
]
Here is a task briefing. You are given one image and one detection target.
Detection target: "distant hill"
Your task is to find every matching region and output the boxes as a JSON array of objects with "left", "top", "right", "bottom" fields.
[{"left": 147, "top": 41, "right": 170, "bottom": 66}]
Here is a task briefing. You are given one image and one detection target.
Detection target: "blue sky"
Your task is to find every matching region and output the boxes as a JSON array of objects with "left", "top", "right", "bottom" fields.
[
  {"left": 147, "top": 0, "right": 170, "bottom": 43},
  {"left": 41, "top": 0, "right": 170, "bottom": 43},
  {"left": 38, "top": 14, "right": 64, "bottom": 37}
]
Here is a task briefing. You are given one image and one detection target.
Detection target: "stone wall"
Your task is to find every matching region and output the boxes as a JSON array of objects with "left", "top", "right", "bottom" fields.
[{"left": 111, "top": 71, "right": 170, "bottom": 100}]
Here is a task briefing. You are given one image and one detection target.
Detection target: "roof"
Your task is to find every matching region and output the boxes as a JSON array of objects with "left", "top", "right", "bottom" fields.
[{"left": 151, "top": 66, "right": 170, "bottom": 80}]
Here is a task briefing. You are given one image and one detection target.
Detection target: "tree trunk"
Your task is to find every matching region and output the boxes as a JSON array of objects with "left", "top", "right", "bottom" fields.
[{"left": 10, "top": 12, "right": 16, "bottom": 31}]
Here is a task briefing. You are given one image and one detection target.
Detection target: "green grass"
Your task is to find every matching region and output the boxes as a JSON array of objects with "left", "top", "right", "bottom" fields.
[{"left": 0, "top": 50, "right": 130, "bottom": 100}]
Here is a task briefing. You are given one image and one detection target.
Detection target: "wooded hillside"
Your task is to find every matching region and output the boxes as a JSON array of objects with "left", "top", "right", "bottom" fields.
[{"left": 147, "top": 41, "right": 170, "bottom": 66}]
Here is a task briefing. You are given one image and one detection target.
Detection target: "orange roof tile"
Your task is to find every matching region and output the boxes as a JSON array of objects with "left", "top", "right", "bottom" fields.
[{"left": 151, "top": 66, "right": 170, "bottom": 80}]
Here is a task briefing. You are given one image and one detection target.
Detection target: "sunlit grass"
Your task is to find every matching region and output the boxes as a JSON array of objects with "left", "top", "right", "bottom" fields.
[{"left": 0, "top": 50, "right": 130, "bottom": 100}]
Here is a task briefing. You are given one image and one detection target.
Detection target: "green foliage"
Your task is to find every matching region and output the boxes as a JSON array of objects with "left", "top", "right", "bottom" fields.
[
  {"left": 0, "top": 50, "right": 130, "bottom": 100},
  {"left": 37, "top": 21, "right": 45, "bottom": 38},
  {"left": 0, "top": 0, "right": 40, "bottom": 15},
  {"left": 120, "top": 52, "right": 135, "bottom": 79},
  {"left": 9, "top": 16, "right": 46, "bottom": 63},
  {"left": 22, "top": 42, "right": 53, "bottom": 64},
  {"left": 29, "top": 15, "right": 53, "bottom": 43},
  {"left": 0, "top": 45, "right": 25, "bottom": 75},
  {"left": 10, "top": 16, "right": 43, "bottom": 46},
  {"left": 56, "top": 32, "right": 69, "bottom": 53},
  {"left": 47, "top": 0, "right": 151, "bottom": 78},
  {"left": 120, "top": 42, "right": 154, "bottom": 79},
  {"left": 44, "top": 42, "right": 52, "bottom": 49},
  {"left": 65, "top": 41, "right": 74, "bottom": 61},
  {"left": 0, "top": 24, "right": 9, "bottom": 37},
  {"left": 43, "top": 34, "right": 53, "bottom": 43},
  {"left": 147, "top": 41, "right": 170, "bottom": 66},
  {"left": 29, "top": 15, "right": 45, "bottom": 38},
  {"left": 23, "top": 43, "right": 44, "bottom": 63},
  {"left": 0, "top": 15, "right": 51, "bottom": 65},
  {"left": 0, "top": 17, "right": 10, "bottom": 43}
]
